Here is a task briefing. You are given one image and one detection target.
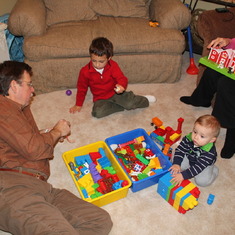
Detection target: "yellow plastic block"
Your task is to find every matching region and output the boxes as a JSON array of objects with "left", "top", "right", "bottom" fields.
[
  {"left": 77, "top": 173, "right": 93, "bottom": 188},
  {"left": 173, "top": 183, "right": 196, "bottom": 210},
  {"left": 96, "top": 163, "right": 102, "bottom": 173},
  {"left": 136, "top": 136, "right": 145, "bottom": 143},
  {"left": 148, "top": 159, "right": 156, "bottom": 168},
  {"left": 149, "top": 157, "right": 161, "bottom": 169},
  {"left": 182, "top": 195, "right": 198, "bottom": 210},
  {"left": 170, "top": 133, "right": 181, "bottom": 142}
]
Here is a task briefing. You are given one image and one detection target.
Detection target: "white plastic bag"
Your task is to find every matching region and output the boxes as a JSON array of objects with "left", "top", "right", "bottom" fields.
[{"left": 0, "top": 23, "right": 10, "bottom": 63}]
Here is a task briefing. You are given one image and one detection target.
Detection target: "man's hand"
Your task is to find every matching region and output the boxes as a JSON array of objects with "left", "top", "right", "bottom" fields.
[{"left": 50, "top": 119, "right": 71, "bottom": 143}]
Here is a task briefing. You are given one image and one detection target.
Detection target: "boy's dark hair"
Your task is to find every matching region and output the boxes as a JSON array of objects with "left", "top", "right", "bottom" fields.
[
  {"left": 0, "top": 61, "right": 33, "bottom": 96},
  {"left": 89, "top": 37, "right": 113, "bottom": 58}
]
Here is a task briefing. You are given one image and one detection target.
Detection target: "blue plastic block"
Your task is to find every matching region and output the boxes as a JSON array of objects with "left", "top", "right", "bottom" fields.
[
  {"left": 80, "top": 166, "right": 90, "bottom": 175},
  {"left": 180, "top": 192, "right": 191, "bottom": 206},
  {"left": 81, "top": 188, "right": 89, "bottom": 198},
  {"left": 172, "top": 186, "right": 183, "bottom": 200},
  {"left": 207, "top": 193, "right": 215, "bottom": 205},
  {"left": 99, "top": 148, "right": 106, "bottom": 158},
  {"left": 112, "top": 180, "right": 123, "bottom": 190},
  {"left": 157, "top": 172, "right": 173, "bottom": 200},
  {"left": 152, "top": 168, "right": 164, "bottom": 175},
  {"left": 97, "top": 156, "right": 111, "bottom": 168},
  {"left": 75, "top": 154, "right": 92, "bottom": 166}
]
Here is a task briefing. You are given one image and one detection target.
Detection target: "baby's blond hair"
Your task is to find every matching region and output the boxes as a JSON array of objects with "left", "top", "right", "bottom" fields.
[{"left": 195, "top": 114, "right": 221, "bottom": 137}]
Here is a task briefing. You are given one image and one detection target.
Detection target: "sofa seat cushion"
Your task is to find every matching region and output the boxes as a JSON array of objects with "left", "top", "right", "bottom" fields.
[{"left": 24, "top": 16, "right": 185, "bottom": 61}]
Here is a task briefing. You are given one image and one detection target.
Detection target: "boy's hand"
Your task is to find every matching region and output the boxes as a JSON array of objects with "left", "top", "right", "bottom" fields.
[
  {"left": 170, "top": 173, "right": 184, "bottom": 186},
  {"left": 69, "top": 105, "right": 82, "bottom": 114},
  {"left": 169, "top": 164, "right": 181, "bottom": 175},
  {"left": 114, "top": 84, "right": 125, "bottom": 94}
]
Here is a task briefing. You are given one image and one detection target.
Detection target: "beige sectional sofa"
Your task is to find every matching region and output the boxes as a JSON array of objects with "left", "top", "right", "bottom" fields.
[{"left": 8, "top": 0, "right": 191, "bottom": 94}]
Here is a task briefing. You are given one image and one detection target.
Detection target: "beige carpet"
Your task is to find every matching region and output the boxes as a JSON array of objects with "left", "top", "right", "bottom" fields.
[{"left": 1, "top": 52, "right": 235, "bottom": 235}]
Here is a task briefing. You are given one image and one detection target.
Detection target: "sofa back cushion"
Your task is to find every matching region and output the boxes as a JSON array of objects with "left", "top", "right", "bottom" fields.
[
  {"left": 90, "top": 0, "right": 151, "bottom": 19},
  {"left": 43, "top": 0, "right": 97, "bottom": 26}
]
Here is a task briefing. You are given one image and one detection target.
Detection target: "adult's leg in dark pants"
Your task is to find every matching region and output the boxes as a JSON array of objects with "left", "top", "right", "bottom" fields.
[
  {"left": 212, "top": 77, "right": 235, "bottom": 159},
  {"left": 220, "top": 128, "right": 235, "bottom": 159},
  {"left": 180, "top": 68, "right": 221, "bottom": 107}
]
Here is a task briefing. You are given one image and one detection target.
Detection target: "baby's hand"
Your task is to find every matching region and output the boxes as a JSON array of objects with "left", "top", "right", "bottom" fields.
[
  {"left": 69, "top": 105, "right": 82, "bottom": 114},
  {"left": 169, "top": 164, "right": 181, "bottom": 175},
  {"left": 114, "top": 84, "right": 125, "bottom": 94},
  {"left": 170, "top": 173, "right": 184, "bottom": 186}
]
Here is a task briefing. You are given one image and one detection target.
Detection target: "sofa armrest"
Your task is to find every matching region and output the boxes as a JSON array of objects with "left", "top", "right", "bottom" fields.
[
  {"left": 8, "top": 0, "right": 46, "bottom": 37},
  {"left": 197, "top": 8, "right": 235, "bottom": 57},
  {"left": 149, "top": 0, "right": 191, "bottom": 30}
]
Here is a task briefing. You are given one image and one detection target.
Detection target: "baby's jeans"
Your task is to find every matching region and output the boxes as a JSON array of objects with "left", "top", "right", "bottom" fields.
[{"left": 181, "top": 157, "right": 219, "bottom": 187}]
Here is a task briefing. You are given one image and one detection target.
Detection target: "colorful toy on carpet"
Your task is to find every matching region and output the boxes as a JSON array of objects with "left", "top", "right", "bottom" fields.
[
  {"left": 207, "top": 193, "right": 215, "bottom": 205},
  {"left": 106, "top": 128, "right": 172, "bottom": 192},
  {"left": 157, "top": 172, "right": 200, "bottom": 214},
  {"left": 150, "top": 117, "right": 184, "bottom": 158},
  {"left": 66, "top": 89, "right": 72, "bottom": 96},
  {"left": 67, "top": 147, "right": 129, "bottom": 201},
  {"left": 110, "top": 135, "right": 165, "bottom": 182}
]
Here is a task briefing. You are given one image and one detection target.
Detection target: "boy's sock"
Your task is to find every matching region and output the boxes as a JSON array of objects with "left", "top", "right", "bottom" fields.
[{"left": 144, "top": 95, "right": 156, "bottom": 103}]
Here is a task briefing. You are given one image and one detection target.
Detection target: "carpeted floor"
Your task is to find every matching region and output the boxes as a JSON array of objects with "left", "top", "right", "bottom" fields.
[{"left": 1, "top": 52, "right": 234, "bottom": 235}]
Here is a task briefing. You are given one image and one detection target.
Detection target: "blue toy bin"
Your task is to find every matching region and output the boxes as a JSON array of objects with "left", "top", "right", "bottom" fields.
[{"left": 105, "top": 128, "right": 172, "bottom": 192}]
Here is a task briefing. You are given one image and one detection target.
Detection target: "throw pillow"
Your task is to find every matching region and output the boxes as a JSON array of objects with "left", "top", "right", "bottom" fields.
[
  {"left": 90, "top": 0, "right": 151, "bottom": 19},
  {"left": 44, "top": 0, "right": 97, "bottom": 26}
]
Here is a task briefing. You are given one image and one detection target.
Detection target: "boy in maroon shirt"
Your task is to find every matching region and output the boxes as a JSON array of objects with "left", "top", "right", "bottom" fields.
[{"left": 70, "top": 37, "right": 156, "bottom": 118}]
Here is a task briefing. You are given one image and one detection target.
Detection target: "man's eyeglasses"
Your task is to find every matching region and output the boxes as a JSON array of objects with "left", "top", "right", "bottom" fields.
[{"left": 17, "top": 80, "right": 34, "bottom": 87}]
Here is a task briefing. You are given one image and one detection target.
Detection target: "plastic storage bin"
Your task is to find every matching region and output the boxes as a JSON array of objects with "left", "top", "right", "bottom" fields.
[
  {"left": 105, "top": 128, "right": 172, "bottom": 192},
  {"left": 63, "top": 141, "right": 132, "bottom": 207}
]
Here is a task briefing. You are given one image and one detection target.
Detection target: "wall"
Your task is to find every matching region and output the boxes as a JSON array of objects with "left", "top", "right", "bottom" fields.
[
  {"left": 184, "top": 0, "right": 222, "bottom": 10},
  {"left": 0, "top": 0, "right": 224, "bottom": 16},
  {"left": 0, "top": 0, "right": 17, "bottom": 16}
]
